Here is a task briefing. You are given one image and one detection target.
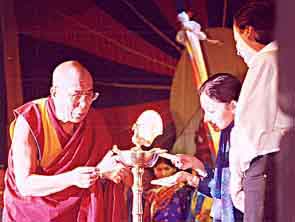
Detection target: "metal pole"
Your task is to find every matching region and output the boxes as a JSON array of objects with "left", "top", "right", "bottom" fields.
[{"left": 131, "top": 166, "right": 144, "bottom": 222}]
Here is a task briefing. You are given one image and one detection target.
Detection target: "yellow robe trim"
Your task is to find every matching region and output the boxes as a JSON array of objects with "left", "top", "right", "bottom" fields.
[
  {"left": 9, "top": 98, "right": 62, "bottom": 169},
  {"left": 35, "top": 98, "right": 62, "bottom": 168}
]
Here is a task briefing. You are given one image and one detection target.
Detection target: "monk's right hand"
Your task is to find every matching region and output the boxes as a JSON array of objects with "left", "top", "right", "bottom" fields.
[{"left": 70, "top": 166, "right": 99, "bottom": 188}]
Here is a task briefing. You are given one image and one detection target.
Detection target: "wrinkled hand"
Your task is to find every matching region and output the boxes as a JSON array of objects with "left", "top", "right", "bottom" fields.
[
  {"left": 96, "top": 150, "right": 133, "bottom": 185},
  {"left": 103, "top": 163, "right": 132, "bottom": 184},
  {"left": 70, "top": 166, "right": 99, "bottom": 188},
  {"left": 151, "top": 171, "right": 194, "bottom": 187},
  {"left": 96, "top": 150, "right": 119, "bottom": 174}
]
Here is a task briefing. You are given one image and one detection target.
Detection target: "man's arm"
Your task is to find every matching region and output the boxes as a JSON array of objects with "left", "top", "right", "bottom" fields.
[
  {"left": 229, "top": 142, "right": 245, "bottom": 212},
  {"left": 12, "top": 115, "right": 99, "bottom": 197}
]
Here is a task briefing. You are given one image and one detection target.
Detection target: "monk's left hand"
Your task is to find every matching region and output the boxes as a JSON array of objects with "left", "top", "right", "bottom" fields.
[
  {"left": 96, "top": 150, "right": 120, "bottom": 173},
  {"left": 97, "top": 150, "right": 133, "bottom": 185},
  {"left": 103, "top": 163, "right": 132, "bottom": 185}
]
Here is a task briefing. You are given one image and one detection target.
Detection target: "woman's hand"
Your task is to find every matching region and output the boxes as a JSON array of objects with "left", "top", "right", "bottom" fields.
[
  {"left": 172, "top": 154, "right": 205, "bottom": 173},
  {"left": 151, "top": 171, "right": 198, "bottom": 187}
]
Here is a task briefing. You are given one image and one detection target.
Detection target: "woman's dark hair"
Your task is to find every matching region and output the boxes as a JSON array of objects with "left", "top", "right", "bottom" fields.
[
  {"left": 234, "top": 0, "right": 275, "bottom": 45},
  {"left": 199, "top": 73, "right": 242, "bottom": 103},
  {"left": 153, "top": 157, "right": 175, "bottom": 169}
]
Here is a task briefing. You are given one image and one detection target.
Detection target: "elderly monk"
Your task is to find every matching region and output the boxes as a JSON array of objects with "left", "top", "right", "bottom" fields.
[{"left": 3, "top": 61, "right": 131, "bottom": 222}]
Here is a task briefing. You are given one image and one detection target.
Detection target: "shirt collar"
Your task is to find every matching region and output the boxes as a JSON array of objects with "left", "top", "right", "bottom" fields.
[{"left": 248, "top": 41, "right": 278, "bottom": 66}]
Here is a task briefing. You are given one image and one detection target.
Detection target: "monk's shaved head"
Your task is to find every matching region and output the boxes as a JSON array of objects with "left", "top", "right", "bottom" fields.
[
  {"left": 52, "top": 60, "right": 93, "bottom": 89},
  {"left": 50, "top": 60, "right": 95, "bottom": 123}
]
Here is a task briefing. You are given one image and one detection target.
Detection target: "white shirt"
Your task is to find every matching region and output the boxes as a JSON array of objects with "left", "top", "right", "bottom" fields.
[{"left": 229, "top": 41, "right": 292, "bottom": 211}]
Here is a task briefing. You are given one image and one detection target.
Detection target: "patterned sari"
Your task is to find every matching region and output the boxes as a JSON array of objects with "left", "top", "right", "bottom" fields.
[{"left": 144, "top": 183, "right": 194, "bottom": 222}]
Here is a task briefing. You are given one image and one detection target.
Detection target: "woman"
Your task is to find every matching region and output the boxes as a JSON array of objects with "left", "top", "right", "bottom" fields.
[
  {"left": 143, "top": 157, "right": 194, "bottom": 222},
  {"left": 152, "top": 73, "right": 243, "bottom": 222}
]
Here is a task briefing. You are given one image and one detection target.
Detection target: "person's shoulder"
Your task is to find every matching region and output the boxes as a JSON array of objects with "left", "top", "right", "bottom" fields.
[
  {"left": 260, "top": 49, "right": 277, "bottom": 60},
  {"left": 13, "top": 98, "right": 48, "bottom": 131},
  {"left": 15, "top": 98, "right": 47, "bottom": 115},
  {"left": 252, "top": 49, "right": 277, "bottom": 69},
  {"left": 258, "top": 42, "right": 278, "bottom": 62}
]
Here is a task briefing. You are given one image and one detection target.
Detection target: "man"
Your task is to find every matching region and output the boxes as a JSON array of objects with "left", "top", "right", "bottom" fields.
[
  {"left": 230, "top": 1, "right": 292, "bottom": 221},
  {"left": 3, "top": 61, "right": 131, "bottom": 222}
]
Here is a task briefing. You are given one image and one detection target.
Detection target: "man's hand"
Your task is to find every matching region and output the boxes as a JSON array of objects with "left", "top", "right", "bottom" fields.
[{"left": 70, "top": 166, "right": 99, "bottom": 188}]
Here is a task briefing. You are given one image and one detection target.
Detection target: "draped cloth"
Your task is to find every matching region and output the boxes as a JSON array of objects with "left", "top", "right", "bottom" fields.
[
  {"left": 209, "top": 122, "right": 243, "bottom": 222},
  {"left": 186, "top": 191, "right": 213, "bottom": 222},
  {"left": 3, "top": 97, "right": 127, "bottom": 222},
  {"left": 187, "top": 122, "right": 243, "bottom": 222}
]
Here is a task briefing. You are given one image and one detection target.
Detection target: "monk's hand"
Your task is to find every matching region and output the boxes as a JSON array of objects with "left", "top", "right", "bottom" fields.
[
  {"left": 70, "top": 166, "right": 99, "bottom": 188},
  {"left": 96, "top": 150, "right": 119, "bottom": 174},
  {"left": 119, "top": 167, "right": 133, "bottom": 187},
  {"left": 103, "top": 163, "right": 131, "bottom": 184}
]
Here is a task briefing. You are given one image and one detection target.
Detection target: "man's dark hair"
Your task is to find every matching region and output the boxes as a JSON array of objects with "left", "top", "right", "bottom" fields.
[
  {"left": 199, "top": 73, "right": 242, "bottom": 103},
  {"left": 234, "top": 0, "right": 275, "bottom": 45}
]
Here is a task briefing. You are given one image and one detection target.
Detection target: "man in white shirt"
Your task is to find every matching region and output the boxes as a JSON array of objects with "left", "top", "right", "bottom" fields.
[{"left": 230, "top": 1, "right": 292, "bottom": 222}]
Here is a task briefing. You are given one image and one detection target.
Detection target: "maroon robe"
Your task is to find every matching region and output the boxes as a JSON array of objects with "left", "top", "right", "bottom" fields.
[{"left": 3, "top": 97, "right": 128, "bottom": 222}]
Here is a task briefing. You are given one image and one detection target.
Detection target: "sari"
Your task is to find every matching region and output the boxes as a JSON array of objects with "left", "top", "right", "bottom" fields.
[{"left": 144, "top": 183, "right": 194, "bottom": 222}]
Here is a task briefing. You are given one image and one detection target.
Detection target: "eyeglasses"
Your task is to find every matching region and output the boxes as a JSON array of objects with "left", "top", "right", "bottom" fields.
[
  {"left": 68, "top": 91, "right": 100, "bottom": 103},
  {"left": 54, "top": 86, "right": 100, "bottom": 103}
]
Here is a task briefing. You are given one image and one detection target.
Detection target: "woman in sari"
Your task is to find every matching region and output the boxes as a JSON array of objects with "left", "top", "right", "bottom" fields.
[{"left": 143, "top": 157, "right": 194, "bottom": 222}]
